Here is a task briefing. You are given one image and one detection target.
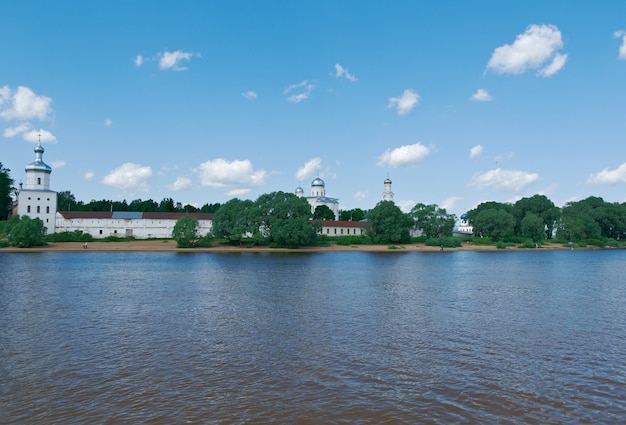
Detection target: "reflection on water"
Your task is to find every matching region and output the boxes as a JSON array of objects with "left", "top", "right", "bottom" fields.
[{"left": 1, "top": 250, "right": 625, "bottom": 424}]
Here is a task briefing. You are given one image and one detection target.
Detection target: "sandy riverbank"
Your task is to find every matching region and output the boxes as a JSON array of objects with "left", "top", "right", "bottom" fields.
[{"left": 0, "top": 240, "right": 573, "bottom": 253}]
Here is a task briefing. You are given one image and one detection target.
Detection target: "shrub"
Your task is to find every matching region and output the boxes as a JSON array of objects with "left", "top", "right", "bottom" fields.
[
  {"left": 425, "top": 237, "right": 462, "bottom": 248},
  {"left": 0, "top": 239, "right": 9, "bottom": 248},
  {"left": 196, "top": 233, "right": 213, "bottom": 248},
  {"left": 495, "top": 241, "right": 507, "bottom": 249},
  {"left": 46, "top": 230, "right": 94, "bottom": 243}
]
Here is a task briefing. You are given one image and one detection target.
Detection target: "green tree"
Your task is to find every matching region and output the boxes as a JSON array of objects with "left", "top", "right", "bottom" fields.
[
  {"left": 212, "top": 198, "right": 259, "bottom": 244},
  {"left": 159, "top": 197, "right": 176, "bottom": 212},
  {"left": 472, "top": 208, "right": 516, "bottom": 241},
  {"left": 0, "top": 163, "right": 15, "bottom": 220},
  {"left": 7, "top": 216, "right": 47, "bottom": 248},
  {"left": 339, "top": 208, "right": 366, "bottom": 222},
  {"left": 366, "top": 201, "right": 413, "bottom": 244},
  {"left": 172, "top": 214, "right": 199, "bottom": 247},
  {"left": 313, "top": 205, "right": 335, "bottom": 220},
  {"left": 410, "top": 203, "right": 456, "bottom": 238},
  {"left": 513, "top": 195, "right": 559, "bottom": 239},
  {"left": 255, "top": 191, "right": 316, "bottom": 247},
  {"left": 128, "top": 198, "right": 159, "bottom": 212},
  {"left": 521, "top": 212, "right": 546, "bottom": 243}
]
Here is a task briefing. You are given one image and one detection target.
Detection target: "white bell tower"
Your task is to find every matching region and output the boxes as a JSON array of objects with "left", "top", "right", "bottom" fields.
[
  {"left": 382, "top": 175, "right": 394, "bottom": 202},
  {"left": 17, "top": 140, "right": 57, "bottom": 233}
]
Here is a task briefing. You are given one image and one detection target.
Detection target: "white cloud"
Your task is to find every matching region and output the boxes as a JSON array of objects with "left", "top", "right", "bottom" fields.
[
  {"left": 159, "top": 50, "right": 194, "bottom": 71},
  {"left": 3, "top": 122, "right": 32, "bottom": 138},
  {"left": 354, "top": 190, "right": 367, "bottom": 201},
  {"left": 486, "top": 24, "right": 567, "bottom": 77},
  {"left": 227, "top": 188, "right": 251, "bottom": 197},
  {"left": 587, "top": 162, "right": 626, "bottom": 184},
  {"left": 134, "top": 55, "right": 144, "bottom": 67},
  {"left": 284, "top": 80, "right": 314, "bottom": 103},
  {"left": 334, "top": 63, "right": 357, "bottom": 82},
  {"left": 295, "top": 157, "right": 322, "bottom": 181},
  {"left": 396, "top": 200, "right": 414, "bottom": 213},
  {"left": 195, "top": 158, "right": 267, "bottom": 190},
  {"left": 24, "top": 129, "right": 57, "bottom": 143},
  {"left": 388, "top": 89, "right": 420, "bottom": 115},
  {"left": 468, "top": 168, "right": 539, "bottom": 193},
  {"left": 104, "top": 118, "right": 112, "bottom": 127},
  {"left": 471, "top": 89, "right": 493, "bottom": 102},
  {"left": 0, "top": 85, "right": 53, "bottom": 121},
  {"left": 167, "top": 176, "right": 192, "bottom": 191},
  {"left": 242, "top": 91, "right": 257, "bottom": 100},
  {"left": 102, "top": 162, "right": 152, "bottom": 192},
  {"left": 51, "top": 160, "right": 66, "bottom": 169},
  {"left": 614, "top": 31, "right": 626, "bottom": 60},
  {"left": 378, "top": 142, "right": 431, "bottom": 168},
  {"left": 84, "top": 171, "right": 94, "bottom": 181},
  {"left": 440, "top": 196, "right": 462, "bottom": 211},
  {"left": 470, "top": 145, "right": 484, "bottom": 159},
  {"left": 538, "top": 52, "right": 568, "bottom": 77}
]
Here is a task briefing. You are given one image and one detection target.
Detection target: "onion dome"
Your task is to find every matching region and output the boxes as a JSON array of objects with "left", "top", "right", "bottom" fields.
[{"left": 311, "top": 177, "right": 325, "bottom": 187}]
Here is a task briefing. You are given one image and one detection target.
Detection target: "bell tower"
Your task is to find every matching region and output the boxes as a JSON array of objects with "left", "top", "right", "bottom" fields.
[{"left": 17, "top": 139, "right": 57, "bottom": 233}]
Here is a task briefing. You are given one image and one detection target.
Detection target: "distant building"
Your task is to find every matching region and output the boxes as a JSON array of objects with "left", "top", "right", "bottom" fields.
[
  {"left": 382, "top": 176, "right": 394, "bottom": 201},
  {"left": 295, "top": 177, "right": 339, "bottom": 220},
  {"left": 17, "top": 141, "right": 57, "bottom": 234},
  {"left": 453, "top": 213, "right": 474, "bottom": 236},
  {"left": 56, "top": 211, "right": 213, "bottom": 239}
]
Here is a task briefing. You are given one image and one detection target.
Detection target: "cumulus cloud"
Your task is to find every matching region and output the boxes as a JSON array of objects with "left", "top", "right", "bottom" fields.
[
  {"left": 284, "top": 80, "right": 314, "bottom": 103},
  {"left": 134, "top": 55, "right": 144, "bottom": 67},
  {"left": 102, "top": 162, "right": 152, "bottom": 192},
  {"left": 295, "top": 157, "right": 322, "bottom": 181},
  {"left": 587, "top": 162, "right": 626, "bottom": 184},
  {"left": 334, "top": 63, "right": 357, "bottom": 82},
  {"left": 242, "top": 91, "right": 257, "bottom": 100},
  {"left": 354, "top": 190, "right": 367, "bottom": 201},
  {"left": 468, "top": 168, "right": 539, "bottom": 193},
  {"left": 388, "top": 89, "right": 420, "bottom": 115},
  {"left": 3, "top": 122, "right": 32, "bottom": 138},
  {"left": 614, "top": 31, "right": 626, "bottom": 60},
  {"left": 159, "top": 50, "right": 194, "bottom": 71},
  {"left": 378, "top": 142, "right": 431, "bottom": 168},
  {"left": 470, "top": 145, "right": 484, "bottom": 159},
  {"left": 51, "top": 160, "right": 66, "bottom": 169},
  {"left": 0, "top": 85, "right": 53, "bottom": 121},
  {"left": 195, "top": 158, "right": 267, "bottom": 191},
  {"left": 471, "top": 89, "right": 493, "bottom": 102},
  {"left": 440, "top": 196, "right": 462, "bottom": 211},
  {"left": 396, "top": 200, "right": 414, "bottom": 213},
  {"left": 24, "top": 129, "right": 57, "bottom": 143},
  {"left": 486, "top": 24, "right": 567, "bottom": 77},
  {"left": 84, "top": 171, "right": 94, "bottom": 181},
  {"left": 167, "top": 176, "right": 192, "bottom": 191}
]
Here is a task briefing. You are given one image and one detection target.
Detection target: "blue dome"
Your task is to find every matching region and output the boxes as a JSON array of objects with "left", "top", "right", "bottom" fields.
[{"left": 461, "top": 213, "right": 467, "bottom": 219}]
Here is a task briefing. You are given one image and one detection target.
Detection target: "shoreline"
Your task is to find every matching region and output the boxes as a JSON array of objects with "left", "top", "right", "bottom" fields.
[{"left": 0, "top": 240, "right": 578, "bottom": 253}]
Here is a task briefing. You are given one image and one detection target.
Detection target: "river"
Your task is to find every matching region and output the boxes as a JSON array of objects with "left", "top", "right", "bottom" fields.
[{"left": 1, "top": 250, "right": 625, "bottom": 424}]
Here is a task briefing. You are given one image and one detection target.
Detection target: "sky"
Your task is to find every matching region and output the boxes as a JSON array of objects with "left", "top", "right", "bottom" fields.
[{"left": 2, "top": 1, "right": 626, "bottom": 217}]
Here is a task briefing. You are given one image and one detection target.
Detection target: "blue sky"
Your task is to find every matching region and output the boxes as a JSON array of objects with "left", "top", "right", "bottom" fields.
[{"left": 2, "top": 1, "right": 626, "bottom": 216}]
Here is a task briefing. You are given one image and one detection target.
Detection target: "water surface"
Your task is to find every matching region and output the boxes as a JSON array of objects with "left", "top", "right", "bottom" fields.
[{"left": 1, "top": 250, "right": 625, "bottom": 423}]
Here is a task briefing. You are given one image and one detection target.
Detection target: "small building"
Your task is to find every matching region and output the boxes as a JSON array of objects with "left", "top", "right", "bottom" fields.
[
  {"left": 314, "top": 220, "right": 366, "bottom": 237},
  {"left": 453, "top": 213, "right": 474, "bottom": 236},
  {"left": 56, "top": 211, "right": 214, "bottom": 239},
  {"left": 17, "top": 141, "right": 57, "bottom": 234}
]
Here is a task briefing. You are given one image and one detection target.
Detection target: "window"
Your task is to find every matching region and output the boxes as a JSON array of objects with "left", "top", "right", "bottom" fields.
[
  {"left": 27, "top": 205, "right": 31, "bottom": 213},
  {"left": 46, "top": 206, "right": 50, "bottom": 213},
  {"left": 334, "top": 228, "right": 337, "bottom": 234},
  {"left": 37, "top": 206, "right": 40, "bottom": 213},
  {"left": 37, "top": 178, "right": 41, "bottom": 185},
  {"left": 99, "top": 230, "right": 103, "bottom": 235}
]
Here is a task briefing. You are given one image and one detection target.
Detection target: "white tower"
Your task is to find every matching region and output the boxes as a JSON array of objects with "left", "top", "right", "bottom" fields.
[
  {"left": 382, "top": 176, "right": 394, "bottom": 202},
  {"left": 311, "top": 177, "right": 325, "bottom": 197},
  {"left": 17, "top": 141, "right": 57, "bottom": 233}
]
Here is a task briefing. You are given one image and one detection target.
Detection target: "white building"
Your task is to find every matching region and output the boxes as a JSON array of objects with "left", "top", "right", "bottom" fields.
[
  {"left": 295, "top": 177, "right": 339, "bottom": 220},
  {"left": 56, "top": 211, "right": 214, "bottom": 239},
  {"left": 17, "top": 141, "right": 57, "bottom": 234},
  {"left": 382, "top": 176, "right": 394, "bottom": 201},
  {"left": 453, "top": 213, "right": 474, "bottom": 236}
]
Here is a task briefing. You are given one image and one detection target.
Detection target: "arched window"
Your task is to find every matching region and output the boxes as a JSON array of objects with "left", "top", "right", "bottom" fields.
[
  {"left": 46, "top": 206, "right": 50, "bottom": 213},
  {"left": 27, "top": 205, "right": 31, "bottom": 213},
  {"left": 37, "top": 177, "right": 41, "bottom": 185},
  {"left": 37, "top": 206, "right": 41, "bottom": 213}
]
